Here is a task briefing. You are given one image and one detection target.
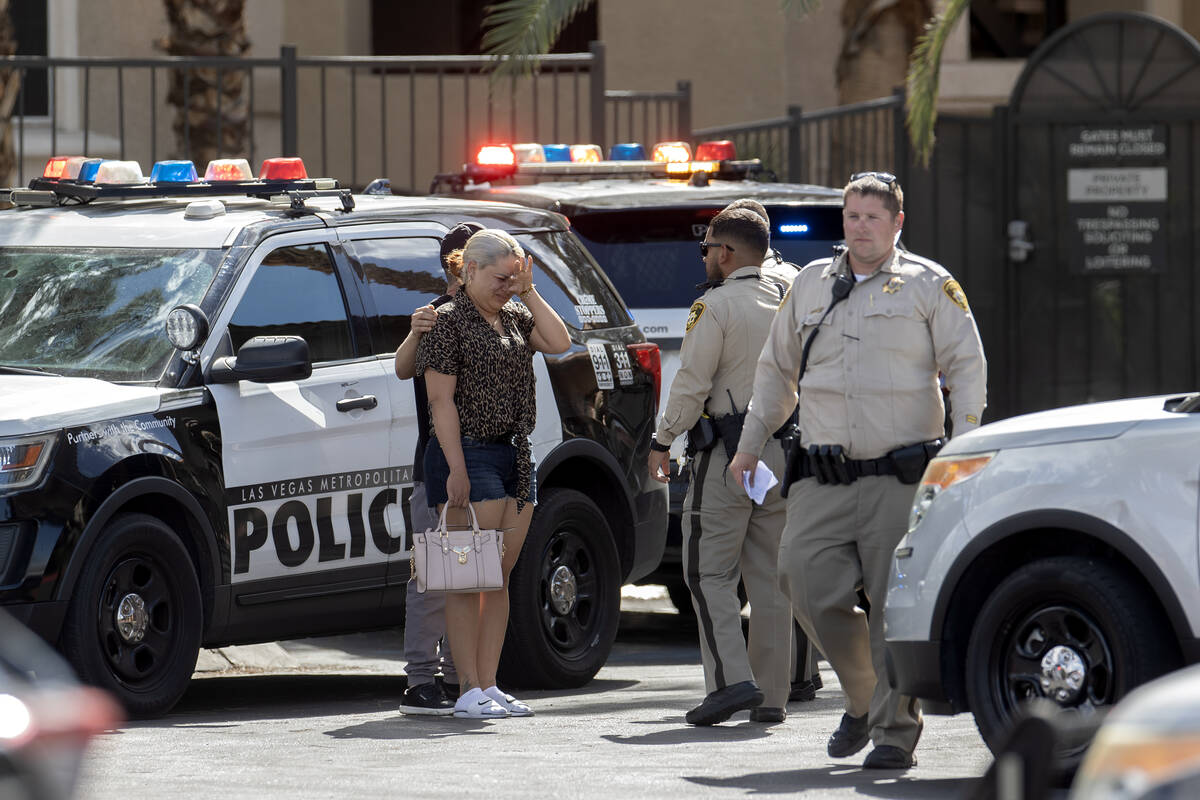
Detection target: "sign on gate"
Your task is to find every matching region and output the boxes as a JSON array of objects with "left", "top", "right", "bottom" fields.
[{"left": 1064, "top": 125, "right": 1168, "bottom": 273}]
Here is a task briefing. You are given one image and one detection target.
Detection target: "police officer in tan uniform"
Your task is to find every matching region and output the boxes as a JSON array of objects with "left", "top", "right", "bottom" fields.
[
  {"left": 730, "top": 173, "right": 986, "bottom": 769},
  {"left": 721, "top": 198, "right": 824, "bottom": 704},
  {"left": 648, "top": 208, "right": 794, "bottom": 725}
]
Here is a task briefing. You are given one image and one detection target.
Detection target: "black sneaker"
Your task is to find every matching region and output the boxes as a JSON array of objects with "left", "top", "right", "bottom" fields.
[
  {"left": 685, "top": 680, "right": 764, "bottom": 726},
  {"left": 438, "top": 677, "right": 460, "bottom": 701},
  {"left": 399, "top": 682, "right": 454, "bottom": 716},
  {"left": 789, "top": 672, "right": 823, "bottom": 703}
]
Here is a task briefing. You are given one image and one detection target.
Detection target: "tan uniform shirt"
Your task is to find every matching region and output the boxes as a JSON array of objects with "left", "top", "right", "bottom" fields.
[
  {"left": 654, "top": 265, "right": 790, "bottom": 446},
  {"left": 740, "top": 249, "right": 987, "bottom": 460}
]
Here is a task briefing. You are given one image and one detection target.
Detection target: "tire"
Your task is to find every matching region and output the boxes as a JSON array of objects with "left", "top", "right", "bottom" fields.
[
  {"left": 499, "top": 488, "right": 622, "bottom": 689},
  {"left": 60, "top": 513, "right": 203, "bottom": 718},
  {"left": 965, "top": 555, "right": 1177, "bottom": 770}
]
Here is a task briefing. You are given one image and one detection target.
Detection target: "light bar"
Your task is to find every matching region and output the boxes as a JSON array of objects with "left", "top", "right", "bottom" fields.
[
  {"left": 512, "top": 143, "right": 546, "bottom": 163},
  {"left": 609, "top": 143, "right": 647, "bottom": 161},
  {"left": 150, "top": 160, "right": 199, "bottom": 183},
  {"left": 543, "top": 144, "right": 571, "bottom": 162},
  {"left": 77, "top": 159, "right": 104, "bottom": 182},
  {"left": 259, "top": 157, "right": 307, "bottom": 180},
  {"left": 570, "top": 144, "right": 602, "bottom": 163},
  {"left": 94, "top": 160, "right": 145, "bottom": 185},
  {"left": 651, "top": 141, "right": 692, "bottom": 163},
  {"left": 42, "top": 156, "right": 89, "bottom": 180},
  {"left": 204, "top": 158, "right": 254, "bottom": 182},
  {"left": 695, "top": 140, "right": 737, "bottom": 161}
]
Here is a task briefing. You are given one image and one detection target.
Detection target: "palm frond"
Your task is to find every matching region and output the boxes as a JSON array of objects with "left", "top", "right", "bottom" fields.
[
  {"left": 482, "top": 0, "right": 596, "bottom": 78},
  {"left": 780, "top": 0, "right": 822, "bottom": 17},
  {"left": 905, "top": 0, "right": 969, "bottom": 167}
]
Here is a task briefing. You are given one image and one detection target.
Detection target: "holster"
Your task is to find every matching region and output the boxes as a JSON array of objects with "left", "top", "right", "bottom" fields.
[
  {"left": 888, "top": 439, "right": 946, "bottom": 484},
  {"left": 713, "top": 412, "right": 746, "bottom": 462},
  {"left": 779, "top": 426, "right": 802, "bottom": 498},
  {"left": 686, "top": 414, "right": 718, "bottom": 456}
]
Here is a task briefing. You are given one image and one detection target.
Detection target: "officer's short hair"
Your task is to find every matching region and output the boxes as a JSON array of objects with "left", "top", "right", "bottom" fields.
[
  {"left": 708, "top": 208, "right": 769, "bottom": 259},
  {"left": 723, "top": 198, "right": 769, "bottom": 226},
  {"left": 844, "top": 172, "right": 903, "bottom": 217},
  {"left": 440, "top": 222, "right": 484, "bottom": 283}
]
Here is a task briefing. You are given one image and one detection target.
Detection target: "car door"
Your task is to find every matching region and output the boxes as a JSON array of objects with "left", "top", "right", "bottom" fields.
[
  {"left": 202, "top": 231, "right": 397, "bottom": 640},
  {"left": 336, "top": 223, "right": 453, "bottom": 602}
]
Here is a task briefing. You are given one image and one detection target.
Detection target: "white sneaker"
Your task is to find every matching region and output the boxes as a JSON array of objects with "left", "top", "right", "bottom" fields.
[
  {"left": 484, "top": 686, "right": 533, "bottom": 717},
  {"left": 453, "top": 687, "right": 508, "bottom": 719}
]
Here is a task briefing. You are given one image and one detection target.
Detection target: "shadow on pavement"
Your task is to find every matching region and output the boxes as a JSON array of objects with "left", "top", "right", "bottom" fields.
[
  {"left": 687, "top": 766, "right": 972, "bottom": 798},
  {"left": 601, "top": 722, "right": 776, "bottom": 746},
  {"left": 135, "top": 674, "right": 643, "bottom": 726}
]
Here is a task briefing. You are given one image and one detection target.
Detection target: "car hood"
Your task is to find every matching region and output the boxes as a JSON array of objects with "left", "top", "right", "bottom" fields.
[
  {"left": 941, "top": 394, "right": 1181, "bottom": 455},
  {"left": 0, "top": 376, "right": 163, "bottom": 437}
]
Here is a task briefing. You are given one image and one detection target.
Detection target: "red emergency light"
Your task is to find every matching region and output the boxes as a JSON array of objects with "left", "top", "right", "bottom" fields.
[
  {"left": 695, "top": 140, "right": 737, "bottom": 161},
  {"left": 259, "top": 157, "right": 308, "bottom": 180}
]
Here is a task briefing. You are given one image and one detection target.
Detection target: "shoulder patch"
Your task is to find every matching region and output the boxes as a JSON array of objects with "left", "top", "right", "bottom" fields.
[
  {"left": 685, "top": 301, "right": 706, "bottom": 333},
  {"left": 942, "top": 279, "right": 970, "bottom": 312}
]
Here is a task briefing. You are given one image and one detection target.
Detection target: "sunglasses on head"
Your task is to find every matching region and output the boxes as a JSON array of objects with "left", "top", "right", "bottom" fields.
[
  {"left": 850, "top": 171, "right": 897, "bottom": 185},
  {"left": 699, "top": 241, "right": 734, "bottom": 256}
]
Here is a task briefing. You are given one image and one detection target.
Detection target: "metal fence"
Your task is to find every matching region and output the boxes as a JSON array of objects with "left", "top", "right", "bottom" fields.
[
  {"left": 693, "top": 90, "right": 904, "bottom": 186},
  {"left": 0, "top": 42, "right": 696, "bottom": 193}
]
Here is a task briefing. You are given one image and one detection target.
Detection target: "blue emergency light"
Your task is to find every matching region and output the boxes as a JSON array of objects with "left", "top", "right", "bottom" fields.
[
  {"left": 779, "top": 223, "right": 810, "bottom": 235},
  {"left": 542, "top": 144, "right": 571, "bottom": 162},
  {"left": 609, "top": 143, "right": 646, "bottom": 161},
  {"left": 150, "top": 160, "right": 199, "bottom": 183},
  {"left": 77, "top": 159, "right": 105, "bottom": 182}
]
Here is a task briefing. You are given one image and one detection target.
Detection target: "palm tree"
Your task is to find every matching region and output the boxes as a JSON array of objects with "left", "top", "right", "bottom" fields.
[
  {"left": 155, "top": 0, "right": 250, "bottom": 166},
  {"left": 481, "top": 0, "right": 953, "bottom": 166},
  {"left": 0, "top": 0, "right": 17, "bottom": 186},
  {"left": 906, "top": 0, "right": 968, "bottom": 165}
]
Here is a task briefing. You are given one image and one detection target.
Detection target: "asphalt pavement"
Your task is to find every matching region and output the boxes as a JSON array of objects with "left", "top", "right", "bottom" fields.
[{"left": 76, "top": 587, "right": 996, "bottom": 799}]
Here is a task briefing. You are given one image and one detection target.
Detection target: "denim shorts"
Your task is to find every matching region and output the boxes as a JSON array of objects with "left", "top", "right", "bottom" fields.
[{"left": 424, "top": 435, "right": 535, "bottom": 507}]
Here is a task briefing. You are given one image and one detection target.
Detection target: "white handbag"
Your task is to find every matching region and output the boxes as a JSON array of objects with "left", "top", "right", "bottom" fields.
[{"left": 411, "top": 503, "right": 505, "bottom": 594}]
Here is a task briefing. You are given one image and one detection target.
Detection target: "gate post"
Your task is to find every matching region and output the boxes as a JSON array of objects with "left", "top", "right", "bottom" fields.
[
  {"left": 676, "top": 80, "right": 692, "bottom": 143},
  {"left": 786, "top": 104, "right": 803, "bottom": 183},
  {"left": 891, "top": 86, "right": 908, "bottom": 184},
  {"left": 280, "top": 45, "right": 299, "bottom": 157},
  {"left": 589, "top": 41, "right": 607, "bottom": 151}
]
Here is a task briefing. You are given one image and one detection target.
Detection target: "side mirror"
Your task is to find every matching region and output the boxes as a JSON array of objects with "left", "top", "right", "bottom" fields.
[{"left": 207, "top": 335, "right": 312, "bottom": 384}]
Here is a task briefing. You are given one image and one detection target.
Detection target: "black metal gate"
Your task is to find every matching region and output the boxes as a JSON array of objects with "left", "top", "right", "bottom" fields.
[{"left": 902, "top": 12, "right": 1200, "bottom": 422}]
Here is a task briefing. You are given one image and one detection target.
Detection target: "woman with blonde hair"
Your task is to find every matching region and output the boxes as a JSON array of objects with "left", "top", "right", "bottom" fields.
[{"left": 416, "top": 228, "right": 571, "bottom": 718}]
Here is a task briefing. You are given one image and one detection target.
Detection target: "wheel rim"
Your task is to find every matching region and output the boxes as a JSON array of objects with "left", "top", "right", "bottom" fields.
[
  {"left": 996, "top": 604, "right": 1115, "bottom": 716},
  {"left": 97, "top": 554, "right": 183, "bottom": 688},
  {"left": 538, "top": 524, "right": 604, "bottom": 659}
]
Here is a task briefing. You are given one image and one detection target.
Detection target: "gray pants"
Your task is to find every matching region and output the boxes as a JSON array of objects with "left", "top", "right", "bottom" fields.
[{"left": 404, "top": 482, "right": 456, "bottom": 687}]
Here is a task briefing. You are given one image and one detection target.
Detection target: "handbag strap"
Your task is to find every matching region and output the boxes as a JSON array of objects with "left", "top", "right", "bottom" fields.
[{"left": 435, "top": 502, "right": 486, "bottom": 552}]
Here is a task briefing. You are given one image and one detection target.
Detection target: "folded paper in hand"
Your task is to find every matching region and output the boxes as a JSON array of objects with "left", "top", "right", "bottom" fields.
[{"left": 740, "top": 460, "right": 779, "bottom": 505}]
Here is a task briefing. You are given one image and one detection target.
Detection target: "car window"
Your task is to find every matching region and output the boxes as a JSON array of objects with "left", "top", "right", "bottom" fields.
[
  {"left": 227, "top": 244, "right": 354, "bottom": 363},
  {"left": 569, "top": 206, "right": 843, "bottom": 309},
  {"left": 345, "top": 237, "right": 447, "bottom": 353},
  {"left": 0, "top": 247, "right": 222, "bottom": 382},
  {"left": 516, "top": 231, "right": 632, "bottom": 330}
]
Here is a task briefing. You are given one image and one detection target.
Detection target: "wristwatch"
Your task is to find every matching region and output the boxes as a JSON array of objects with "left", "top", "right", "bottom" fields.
[{"left": 649, "top": 437, "right": 671, "bottom": 452}]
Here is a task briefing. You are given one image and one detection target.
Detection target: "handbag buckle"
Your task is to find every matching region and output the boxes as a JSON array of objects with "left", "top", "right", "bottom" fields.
[{"left": 450, "top": 545, "right": 471, "bottom": 565}]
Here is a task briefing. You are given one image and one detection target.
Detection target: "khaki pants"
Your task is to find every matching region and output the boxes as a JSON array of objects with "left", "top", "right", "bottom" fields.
[
  {"left": 682, "top": 441, "right": 793, "bottom": 708},
  {"left": 780, "top": 475, "right": 922, "bottom": 751}
]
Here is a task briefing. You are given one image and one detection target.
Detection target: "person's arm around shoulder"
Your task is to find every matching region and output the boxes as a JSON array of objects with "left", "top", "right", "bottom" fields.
[
  {"left": 394, "top": 304, "right": 439, "bottom": 379},
  {"left": 927, "top": 269, "right": 987, "bottom": 436},
  {"left": 514, "top": 255, "right": 571, "bottom": 354}
]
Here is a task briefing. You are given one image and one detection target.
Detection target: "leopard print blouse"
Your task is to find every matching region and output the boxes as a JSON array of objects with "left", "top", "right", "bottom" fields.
[{"left": 415, "top": 291, "right": 537, "bottom": 505}]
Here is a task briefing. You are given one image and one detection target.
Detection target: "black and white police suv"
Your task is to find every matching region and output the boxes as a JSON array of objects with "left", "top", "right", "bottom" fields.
[
  {"left": 0, "top": 155, "right": 667, "bottom": 717},
  {"left": 432, "top": 140, "right": 844, "bottom": 607}
]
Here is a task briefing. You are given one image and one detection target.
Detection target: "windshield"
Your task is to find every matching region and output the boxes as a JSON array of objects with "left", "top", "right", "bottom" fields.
[
  {"left": 0, "top": 247, "right": 223, "bottom": 382},
  {"left": 570, "top": 206, "right": 844, "bottom": 308}
]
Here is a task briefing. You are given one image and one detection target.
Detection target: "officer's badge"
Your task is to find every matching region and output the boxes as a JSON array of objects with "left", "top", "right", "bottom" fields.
[
  {"left": 685, "top": 301, "right": 706, "bottom": 333},
  {"left": 882, "top": 276, "right": 905, "bottom": 294},
  {"left": 943, "top": 279, "right": 970, "bottom": 312}
]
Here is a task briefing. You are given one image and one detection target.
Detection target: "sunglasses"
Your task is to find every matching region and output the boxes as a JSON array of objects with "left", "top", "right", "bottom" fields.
[
  {"left": 699, "top": 241, "right": 734, "bottom": 256},
  {"left": 850, "top": 171, "right": 897, "bottom": 185}
]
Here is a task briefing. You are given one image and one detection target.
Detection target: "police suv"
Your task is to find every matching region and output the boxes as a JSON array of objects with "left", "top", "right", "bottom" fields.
[
  {"left": 0, "top": 155, "right": 667, "bottom": 717},
  {"left": 433, "top": 141, "right": 844, "bottom": 606},
  {"left": 885, "top": 392, "right": 1200, "bottom": 767}
]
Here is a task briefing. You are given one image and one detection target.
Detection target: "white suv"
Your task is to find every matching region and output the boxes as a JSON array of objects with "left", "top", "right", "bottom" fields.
[{"left": 884, "top": 392, "right": 1200, "bottom": 763}]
